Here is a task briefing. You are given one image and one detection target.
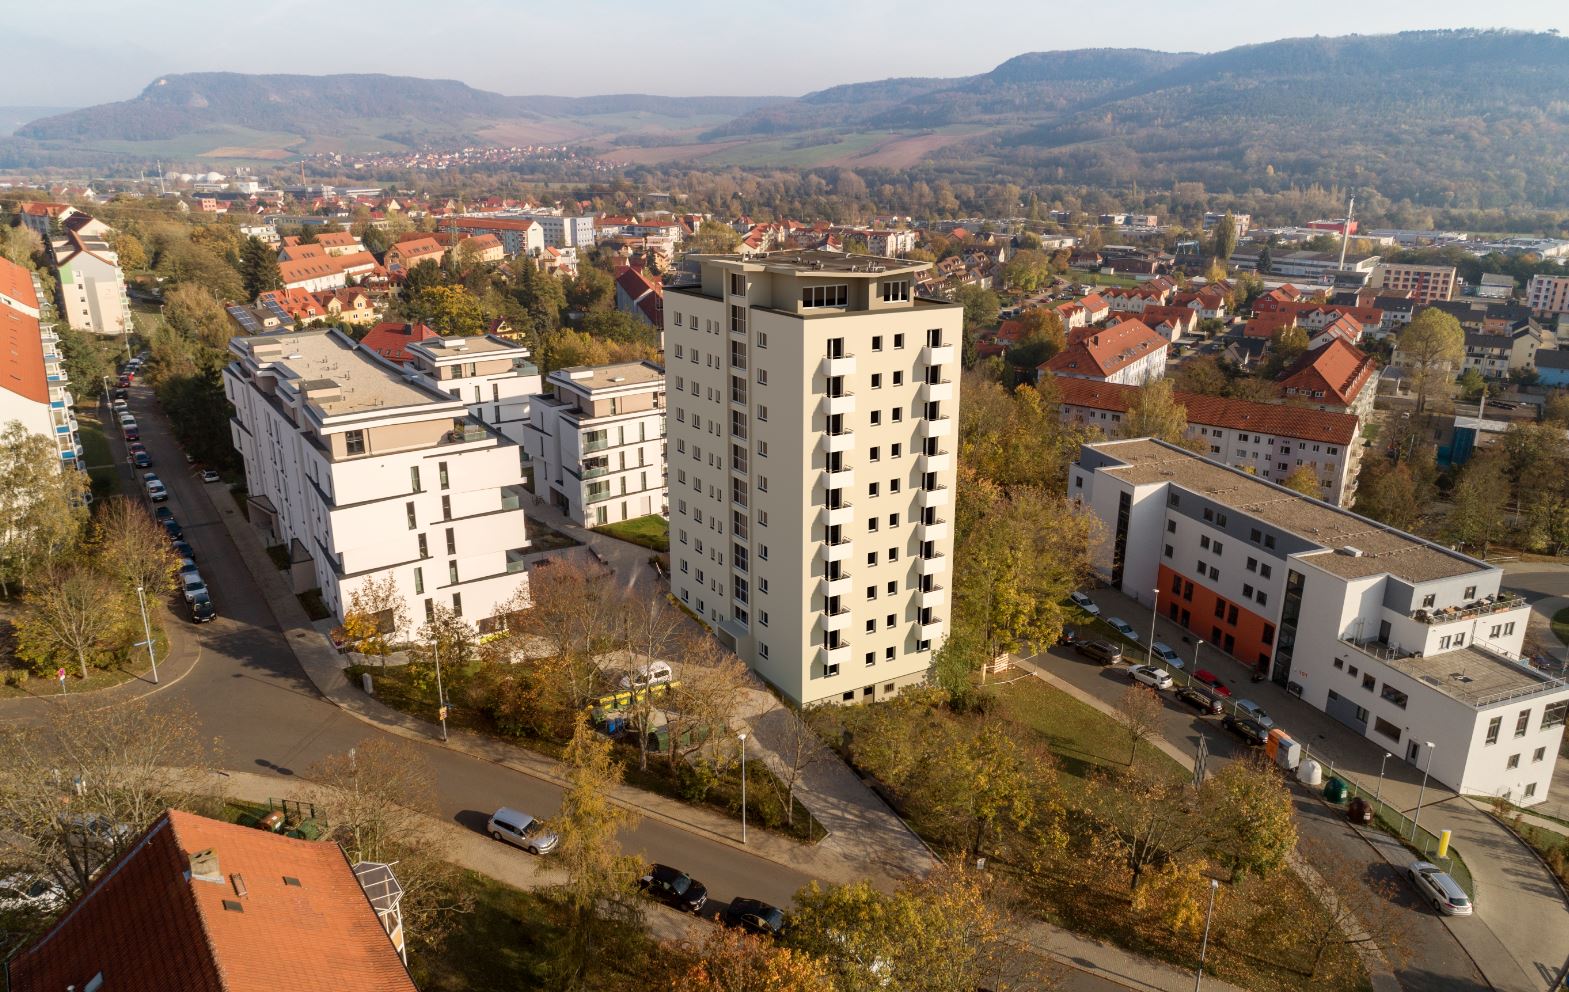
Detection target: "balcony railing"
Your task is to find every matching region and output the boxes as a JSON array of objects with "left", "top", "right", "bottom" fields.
[
  {"left": 1412, "top": 594, "right": 1527, "bottom": 624},
  {"left": 583, "top": 435, "right": 611, "bottom": 452}
]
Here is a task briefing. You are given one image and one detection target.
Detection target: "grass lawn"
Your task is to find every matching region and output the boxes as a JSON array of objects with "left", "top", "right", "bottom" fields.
[
  {"left": 596, "top": 514, "right": 669, "bottom": 552},
  {"left": 1066, "top": 267, "right": 1141, "bottom": 288},
  {"left": 1551, "top": 606, "right": 1569, "bottom": 647},
  {"left": 75, "top": 411, "right": 121, "bottom": 500}
]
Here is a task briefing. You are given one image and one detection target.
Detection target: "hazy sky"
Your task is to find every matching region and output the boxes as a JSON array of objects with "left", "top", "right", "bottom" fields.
[{"left": 9, "top": 0, "right": 1569, "bottom": 107}]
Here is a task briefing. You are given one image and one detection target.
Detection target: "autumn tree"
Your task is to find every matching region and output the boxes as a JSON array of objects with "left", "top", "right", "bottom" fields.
[
  {"left": 0, "top": 700, "right": 215, "bottom": 897},
  {"left": 1006, "top": 307, "right": 1066, "bottom": 366},
  {"left": 565, "top": 266, "right": 616, "bottom": 312},
  {"left": 112, "top": 230, "right": 148, "bottom": 272},
  {"left": 1175, "top": 355, "right": 1230, "bottom": 396},
  {"left": 660, "top": 634, "right": 752, "bottom": 775},
  {"left": 912, "top": 721, "right": 1041, "bottom": 858},
  {"left": 306, "top": 737, "right": 472, "bottom": 951},
  {"left": 1280, "top": 465, "right": 1323, "bottom": 498},
  {"left": 1115, "top": 683, "right": 1165, "bottom": 769},
  {"left": 955, "top": 285, "right": 999, "bottom": 330},
  {"left": 92, "top": 496, "right": 180, "bottom": 605},
  {"left": 1001, "top": 250, "right": 1053, "bottom": 293},
  {"left": 1209, "top": 212, "right": 1237, "bottom": 263},
  {"left": 549, "top": 713, "right": 645, "bottom": 992},
  {"left": 689, "top": 221, "right": 742, "bottom": 254},
  {"left": 336, "top": 574, "right": 412, "bottom": 655},
  {"left": 1353, "top": 456, "right": 1433, "bottom": 532},
  {"left": 1398, "top": 308, "right": 1465, "bottom": 413},
  {"left": 0, "top": 225, "right": 42, "bottom": 268},
  {"left": 1284, "top": 838, "right": 1411, "bottom": 981},
  {"left": 652, "top": 926, "right": 832, "bottom": 992},
  {"left": 1264, "top": 324, "right": 1310, "bottom": 376},
  {"left": 0, "top": 421, "right": 88, "bottom": 594},
  {"left": 1203, "top": 757, "right": 1297, "bottom": 881},
  {"left": 1446, "top": 451, "right": 1509, "bottom": 556},
  {"left": 163, "top": 282, "right": 234, "bottom": 349},
  {"left": 410, "top": 284, "right": 485, "bottom": 336},
  {"left": 1092, "top": 764, "right": 1207, "bottom": 891},
  {"left": 1118, "top": 377, "right": 1194, "bottom": 447},
  {"left": 957, "top": 375, "right": 1084, "bottom": 494},
  {"left": 1542, "top": 391, "right": 1569, "bottom": 428}
]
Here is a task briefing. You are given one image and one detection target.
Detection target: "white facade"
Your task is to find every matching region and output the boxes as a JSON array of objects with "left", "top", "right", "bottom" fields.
[
  {"left": 523, "top": 362, "right": 667, "bottom": 527},
  {"left": 406, "top": 335, "right": 541, "bottom": 447},
  {"left": 224, "top": 328, "right": 531, "bottom": 631},
  {"left": 520, "top": 213, "right": 596, "bottom": 249},
  {"left": 666, "top": 251, "right": 962, "bottom": 707},
  {"left": 1071, "top": 438, "right": 1569, "bottom": 806},
  {"left": 51, "top": 231, "right": 132, "bottom": 337},
  {"left": 0, "top": 260, "right": 81, "bottom": 470}
]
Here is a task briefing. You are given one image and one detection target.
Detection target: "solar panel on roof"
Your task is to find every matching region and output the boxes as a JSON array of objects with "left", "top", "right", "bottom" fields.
[{"left": 227, "top": 306, "right": 262, "bottom": 332}]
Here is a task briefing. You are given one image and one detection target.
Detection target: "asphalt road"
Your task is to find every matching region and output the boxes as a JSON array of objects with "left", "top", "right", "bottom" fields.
[{"left": 1024, "top": 642, "right": 1486, "bottom": 992}]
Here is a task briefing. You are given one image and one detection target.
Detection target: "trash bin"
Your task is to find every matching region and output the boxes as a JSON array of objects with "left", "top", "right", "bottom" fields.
[
  {"left": 1347, "top": 797, "right": 1373, "bottom": 824},
  {"left": 1323, "top": 777, "right": 1348, "bottom": 804},
  {"left": 1297, "top": 759, "right": 1323, "bottom": 787}
]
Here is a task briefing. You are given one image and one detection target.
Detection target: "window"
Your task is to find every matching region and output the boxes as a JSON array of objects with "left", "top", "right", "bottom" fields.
[
  {"left": 894, "top": 333, "right": 905, "bottom": 349},
  {"left": 1547, "top": 702, "right": 1568, "bottom": 728},
  {"left": 1422, "top": 594, "right": 1436, "bottom": 608},
  {"left": 1535, "top": 747, "right": 1547, "bottom": 762},
  {"left": 441, "top": 495, "right": 452, "bottom": 520},
  {"left": 757, "top": 405, "right": 768, "bottom": 422},
  {"left": 1374, "top": 717, "right": 1402, "bottom": 742},
  {"left": 410, "top": 466, "right": 421, "bottom": 491},
  {"left": 1333, "top": 658, "right": 1344, "bottom": 669},
  {"left": 1526, "top": 782, "right": 1538, "bottom": 798},
  {"left": 452, "top": 593, "right": 462, "bottom": 617},
  {"left": 870, "top": 410, "right": 881, "bottom": 426},
  {"left": 802, "top": 284, "right": 849, "bottom": 308},
  {"left": 1260, "top": 564, "right": 1272, "bottom": 579},
  {"left": 446, "top": 528, "right": 456, "bottom": 555},
  {"left": 1201, "top": 536, "right": 1211, "bottom": 550},
  {"left": 1243, "top": 584, "right": 1254, "bottom": 598},
  {"left": 824, "top": 661, "right": 838, "bottom": 677},
  {"left": 1168, "top": 520, "right": 1177, "bottom": 533},
  {"left": 1247, "top": 557, "right": 1257, "bottom": 572},
  {"left": 448, "top": 561, "right": 459, "bottom": 585},
  {"left": 344, "top": 429, "right": 366, "bottom": 455},
  {"left": 871, "top": 373, "right": 882, "bottom": 389},
  {"left": 1464, "top": 585, "right": 1476, "bottom": 599},
  {"left": 1507, "top": 753, "right": 1520, "bottom": 770},
  {"left": 438, "top": 461, "right": 449, "bottom": 490},
  {"left": 880, "top": 280, "right": 910, "bottom": 302},
  {"left": 418, "top": 533, "right": 428, "bottom": 558},
  {"left": 893, "top": 371, "right": 904, "bottom": 386},
  {"left": 405, "top": 502, "right": 417, "bottom": 530},
  {"left": 872, "top": 335, "right": 883, "bottom": 352},
  {"left": 868, "top": 482, "right": 879, "bottom": 497},
  {"left": 413, "top": 567, "right": 424, "bottom": 594},
  {"left": 1516, "top": 710, "right": 1531, "bottom": 737},
  {"left": 1165, "top": 544, "right": 1174, "bottom": 558},
  {"left": 1362, "top": 674, "right": 1376, "bottom": 692},
  {"left": 1485, "top": 716, "right": 1502, "bottom": 744}
]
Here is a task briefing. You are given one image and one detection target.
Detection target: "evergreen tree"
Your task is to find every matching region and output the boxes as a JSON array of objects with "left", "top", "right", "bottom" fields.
[{"left": 239, "top": 236, "right": 281, "bottom": 301}]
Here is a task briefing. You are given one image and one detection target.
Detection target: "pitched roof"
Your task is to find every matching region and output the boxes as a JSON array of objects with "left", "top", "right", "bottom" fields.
[
  {"left": 1051, "top": 375, "right": 1358, "bottom": 445},
  {"left": 1041, "top": 318, "right": 1167, "bottom": 378},
  {"left": 6, "top": 810, "right": 416, "bottom": 992},
  {"left": 316, "top": 231, "right": 361, "bottom": 249},
  {"left": 1243, "top": 311, "right": 1298, "bottom": 339},
  {"left": 361, "top": 321, "right": 438, "bottom": 363},
  {"left": 0, "top": 256, "right": 39, "bottom": 312},
  {"left": 0, "top": 261, "right": 47, "bottom": 405},
  {"left": 1278, "top": 338, "right": 1377, "bottom": 406}
]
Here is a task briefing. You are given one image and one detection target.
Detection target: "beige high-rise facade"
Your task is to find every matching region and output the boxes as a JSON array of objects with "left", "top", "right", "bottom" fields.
[{"left": 665, "top": 251, "right": 961, "bottom": 706}]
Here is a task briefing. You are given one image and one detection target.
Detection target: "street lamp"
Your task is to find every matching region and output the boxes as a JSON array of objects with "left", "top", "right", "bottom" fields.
[
  {"left": 1411, "top": 742, "right": 1436, "bottom": 842},
  {"left": 737, "top": 730, "right": 748, "bottom": 845},
  {"left": 433, "top": 640, "right": 448, "bottom": 743},
  {"left": 1375, "top": 752, "right": 1392, "bottom": 809},
  {"left": 1147, "top": 588, "right": 1160, "bottom": 666},
  {"left": 135, "top": 585, "right": 159, "bottom": 684},
  {"left": 1192, "top": 638, "right": 1204, "bottom": 671},
  {"left": 1194, "top": 877, "right": 1220, "bottom": 991}
]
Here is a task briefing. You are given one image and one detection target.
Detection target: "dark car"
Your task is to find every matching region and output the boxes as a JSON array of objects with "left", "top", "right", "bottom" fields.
[
  {"left": 1057, "top": 626, "right": 1078, "bottom": 646},
  {"left": 162, "top": 518, "right": 184, "bottom": 542},
  {"left": 1177, "top": 684, "right": 1225, "bottom": 716},
  {"left": 173, "top": 540, "right": 195, "bottom": 561},
  {"left": 112, "top": 388, "right": 127, "bottom": 401},
  {"left": 1074, "top": 639, "right": 1122, "bottom": 665},
  {"left": 154, "top": 506, "right": 174, "bottom": 523},
  {"left": 131, "top": 451, "right": 152, "bottom": 468},
  {"left": 1222, "top": 714, "right": 1270, "bottom": 746},
  {"left": 724, "top": 897, "right": 785, "bottom": 936},
  {"left": 117, "top": 374, "right": 131, "bottom": 388},
  {"left": 189, "top": 592, "right": 216, "bottom": 623},
  {"left": 639, "top": 863, "right": 708, "bottom": 913}
]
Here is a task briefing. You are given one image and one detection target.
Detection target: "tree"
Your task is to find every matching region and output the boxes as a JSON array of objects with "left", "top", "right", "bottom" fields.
[
  {"left": 0, "top": 700, "right": 214, "bottom": 897},
  {"left": 1398, "top": 308, "right": 1465, "bottom": 414},
  {"left": 1114, "top": 683, "right": 1164, "bottom": 769},
  {"left": 0, "top": 225, "right": 42, "bottom": 268},
  {"left": 916, "top": 722, "right": 1040, "bottom": 858},
  {"left": 765, "top": 700, "right": 822, "bottom": 830},
  {"left": 1283, "top": 838, "right": 1411, "bottom": 981},
  {"left": 1005, "top": 308, "right": 1065, "bottom": 367},
  {"left": 0, "top": 421, "right": 88, "bottom": 595},
  {"left": 1203, "top": 757, "right": 1296, "bottom": 881},
  {"left": 580, "top": 309, "right": 657, "bottom": 346},
  {"left": 92, "top": 497, "right": 180, "bottom": 604},
  {"left": 1542, "top": 391, "right": 1569, "bottom": 428},
  {"left": 688, "top": 221, "right": 742, "bottom": 254},
  {"left": 565, "top": 266, "right": 616, "bottom": 312},
  {"left": 162, "top": 283, "right": 234, "bottom": 349},
  {"left": 1264, "top": 324, "right": 1310, "bottom": 377},
  {"left": 306, "top": 737, "right": 472, "bottom": 952},
  {"left": 111, "top": 231, "right": 147, "bottom": 272},
  {"left": 1175, "top": 355, "right": 1230, "bottom": 396},
  {"left": 56, "top": 326, "right": 115, "bottom": 399},
  {"left": 652, "top": 927, "right": 832, "bottom": 992},
  {"left": 1001, "top": 250, "right": 1052, "bottom": 293},
  {"left": 336, "top": 575, "right": 412, "bottom": 655},
  {"left": 550, "top": 713, "right": 645, "bottom": 992},
  {"left": 660, "top": 635, "right": 753, "bottom": 775},
  {"left": 1091, "top": 764, "right": 1207, "bottom": 891},
  {"left": 1118, "top": 378, "right": 1193, "bottom": 446},
  {"left": 238, "top": 235, "right": 280, "bottom": 300},
  {"left": 955, "top": 285, "right": 999, "bottom": 330},
  {"left": 14, "top": 564, "right": 123, "bottom": 678},
  {"left": 152, "top": 237, "right": 244, "bottom": 300},
  {"left": 1280, "top": 465, "right": 1322, "bottom": 498},
  {"left": 411, "top": 284, "right": 485, "bottom": 336},
  {"left": 1210, "top": 212, "right": 1237, "bottom": 263},
  {"left": 1353, "top": 456, "right": 1432, "bottom": 532},
  {"left": 1257, "top": 239, "right": 1274, "bottom": 277},
  {"left": 1457, "top": 367, "right": 1490, "bottom": 402},
  {"left": 1446, "top": 452, "right": 1508, "bottom": 555}
]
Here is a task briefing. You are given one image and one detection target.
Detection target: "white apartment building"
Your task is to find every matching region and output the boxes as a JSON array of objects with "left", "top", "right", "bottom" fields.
[
  {"left": 51, "top": 228, "right": 132, "bottom": 338},
  {"left": 1370, "top": 262, "right": 1457, "bottom": 305},
  {"left": 519, "top": 213, "right": 596, "bottom": 249},
  {"left": 405, "top": 334, "right": 541, "bottom": 447},
  {"left": 1072, "top": 438, "right": 1569, "bottom": 806},
  {"left": 665, "top": 251, "right": 962, "bottom": 706},
  {"left": 446, "top": 217, "right": 545, "bottom": 257},
  {"left": 0, "top": 258, "right": 82, "bottom": 470},
  {"left": 1527, "top": 274, "right": 1569, "bottom": 318},
  {"left": 524, "top": 362, "right": 666, "bottom": 527},
  {"left": 224, "top": 328, "right": 532, "bottom": 631}
]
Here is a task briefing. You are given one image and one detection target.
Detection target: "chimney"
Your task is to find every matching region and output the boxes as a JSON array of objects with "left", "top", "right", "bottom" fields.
[{"left": 189, "top": 848, "right": 221, "bottom": 883}]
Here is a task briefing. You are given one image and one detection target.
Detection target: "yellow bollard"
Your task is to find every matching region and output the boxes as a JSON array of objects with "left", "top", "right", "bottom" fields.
[{"left": 1437, "top": 828, "right": 1451, "bottom": 859}]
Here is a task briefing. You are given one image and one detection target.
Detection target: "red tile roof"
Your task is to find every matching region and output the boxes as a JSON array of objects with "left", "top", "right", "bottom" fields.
[
  {"left": 1277, "top": 338, "right": 1377, "bottom": 407},
  {"left": 1243, "top": 311, "right": 1298, "bottom": 339},
  {"left": 7, "top": 810, "right": 416, "bottom": 992},
  {"left": 1051, "top": 375, "right": 1357, "bottom": 445},
  {"left": 361, "top": 322, "right": 438, "bottom": 363},
  {"left": 1041, "top": 318, "right": 1167, "bottom": 378},
  {"left": 0, "top": 261, "right": 47, "bottom": 405},
  {"left": 0, "top": 256, "right": 39, "bottom": 312},
  {"left": 446, "top": 216, "right": 537, "bottom": 233}
]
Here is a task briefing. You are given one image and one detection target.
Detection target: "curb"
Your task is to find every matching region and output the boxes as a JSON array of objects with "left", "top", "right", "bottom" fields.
[{"left": 0, "top": 624, "right": 203, "bottom": 715}]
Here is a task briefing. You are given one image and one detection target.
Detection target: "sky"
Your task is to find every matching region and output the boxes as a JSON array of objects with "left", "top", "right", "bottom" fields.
[{"left": 8, "top": 0, "right": 1569, "bottom": 107}]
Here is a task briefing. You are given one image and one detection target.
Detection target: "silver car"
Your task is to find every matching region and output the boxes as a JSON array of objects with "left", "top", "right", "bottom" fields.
[
  {"left": 1127, "top": 664, "right": 1174, "bottom": 690},
  {"left": 487, "top": 806, "right": 558, "bottom": 855},
  {"left": 1407, "top": 861, "right": 1472, "bottom": 916}
]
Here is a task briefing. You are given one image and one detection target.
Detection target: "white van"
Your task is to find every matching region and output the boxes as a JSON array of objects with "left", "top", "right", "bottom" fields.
[{"left": 619, "top": 660, "right": 673, "bottom": 691}]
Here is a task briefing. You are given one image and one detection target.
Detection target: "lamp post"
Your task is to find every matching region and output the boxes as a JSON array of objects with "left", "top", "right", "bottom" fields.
[
  {"left": 1192, "top": 638, "right": 1204, "bottom": 671},
  {"left": 1147, "top": 588, "right": 1160, "bottom": 667},
  {"left": 1194, "top": 877, "right": 1220, "bottom": 991},
  {"left": 135, "top": 585, "right": 159, "bottom": 684},
  {"left": 1375, "top": 751, "right": 1392, "bottom": 809},
  {"left": 433, "top": 640, "right": 448, "bottom": 743},
  {"left": 1411, "top": 742, "right": 1436, "bottom": 842},
  {"left": 738, "top": 730, "right": 748, "bottom": 845}
]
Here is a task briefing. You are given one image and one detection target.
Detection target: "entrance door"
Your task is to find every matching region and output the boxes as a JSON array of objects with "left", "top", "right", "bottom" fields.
[{"left": 1406, "top": 739, "right": 1420, "bottom": 762}]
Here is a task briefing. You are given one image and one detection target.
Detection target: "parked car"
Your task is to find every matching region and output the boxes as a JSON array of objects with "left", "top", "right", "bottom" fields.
[
  {"left": 724, "top": 897, "right": 786, "bottom": 936},
  {"left": 1193, "top": 669, "right": 1231, "bottom": 697},
  {"left": 122, "top": 423, "right": 140, "bottom": 442},
  {"left": 118, "top": 412, "right": 135, "bottom": 426},
  {"left": 1070, "top": 591, "right": 1100, "bottom": 616},
  {"left": 1177, "top": 684, "right": 1225, "bottom": 716},
  {"left": 127, "top": 441, "right": 147, "bottom": 455},
  {"left": 1074, "top": 639, "right": 1122, "bottom": 665},
  {"left": 189, "top": 592, "right": 217, "bottom": 624},
  {"left": 1407, "top": 861, "right": 1473, "bottom": 916},
  {"left": 112, "top": 387, "right": 127, "bottom": 401},
  {"left": 1221, "top": 714, "right": 1270, "bottom": 746},
  {"left": 1151, "top": 641, "right": 1184, "bottom": 669},
  {"left": 178, "top": 559, "right": 200, "bottom": 581},
  {"left": 117, "top": 374, "right": 131, "bottom": 388},
  {"left": 486, "top": 807, "right": 559, "bottom": 855},
  {"left": 181, "top": 572, "right": 207, "bottom": 603},
  {"left": 1107, "top": 617, "right": 1138, "bottom": 641},
  {"left": 131, "top": 451, "right": 152, "bottom": 469},
  {"left": 201, "top": 469, "right": 221, "bottom": 484},
  {"left": 0, "top": 874, "right": 64, "bottom": 913},
  {"left": 639, "top": 864, "right": 708, "bottom": 913},
  {"left": 162, "top": 518, "right": 183, "bottom": 540},
  {"left": 155, "top": 506, "right": 175, "bottom": 524},
  {"left": 1127, "top": 664, "right": 1174, "bottom": 690},
  {"left": 619, "top": 660, "right": 673, "bottom": 691},
  {"left": 1057, "top": 626, "right": 1078, "bottom": 646},
  {"left": 172, "top": 540, "right": 195, "bottom": 561},
  {"left": 111, "top": 399, "right": 128, "bottom": 414},
  {"left": 1235, "top": 699, "right": 1275, "bottom": 728},
  {"left": 143, "top": 475, "right": 167, "bottom": 502}
]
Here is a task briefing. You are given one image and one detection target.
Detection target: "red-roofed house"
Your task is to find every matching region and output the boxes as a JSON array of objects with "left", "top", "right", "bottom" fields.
[
  {"left": 1243, "top": 311, "right": 1299, "bottom": 340},
  {"left": 258, "top": 288, "right": 327, "bottom": 322},
  {"left": 0, "top": 257, "right": 80, "bottom": 471},
  {"left": 384, "top": 236, "right": 446, "bottom": 274},
  {"left": 444, "top": 216, "right": 544, "bottom": 257},
  {"left": 1135, "top": 304, "right": 1200, "bottom": 343},
  {"left": 1252, "top": 285, "right": 1305, "bottom": 312},
  {"left": 1277, "top": 338, "right": 1378, "bottom": 418},
  {"left": 1305, "top": 312, "right": 1365, "bottom": 349},
  {"left": 5, "top": 809, "right": 416, "bottom": 992},
  {"left": 1041, "top": 318, "right": 1168, "bottom": 385},
  {"left": 614, "top": 265, "right": 664, "bottom": 328},
  {"left": 1050, "top": 374, "right": 1363, "bottom": 504},
  {"left": 361, "top": 321, "right": 438, "bottom": 364}
]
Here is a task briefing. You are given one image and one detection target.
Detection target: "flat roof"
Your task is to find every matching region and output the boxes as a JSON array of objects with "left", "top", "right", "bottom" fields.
[
  {"left": 409, "top": 334, "right": 524, "bottom": 358},
  {"left": 1088, "top": 439, "right": 1487, "bottom": 583},
  {"left": 700, "top": 248, "right": 928, "bottom": 277},
  {"left": 234, "top": 329, "right": 445, "bottom": 417},
  {"left": 550, "top": 360, "right": 664, "bottom": 392},
  {"left": 1384, "top": 644, "right": 1563, "bottom": 709}
]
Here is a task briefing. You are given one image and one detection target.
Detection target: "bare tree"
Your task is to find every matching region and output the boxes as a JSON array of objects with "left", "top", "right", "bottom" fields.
[
  {"left": 13, "top": 564, "right": 123, "bottom": 678},
  {"left": 512, "top": 559, "right": 618, "bottom": 709},
  {"left": 1114, "top": 683, "right": 1164, "bottom": 768},
  {"left": 1286, "top": 837, "right": 1412, "bottom": 981},
  {"left": 773, "top": 701, "right": 823, "bottom": 829},
  {"left": 610, "top": 593, "right": 688, "bottom": 771},
  {"left": 1092, "top": 764, "right": 1207, "bottom": 891},
  {"left": 93, "top": 497, "right": 180, "bottom": 602},
  {"left": 306, "top": 737, "right": 473, "bottom": 950},
  {"left": 662, "top": 632, "right": 753, "bottom": 774},
  {"left": 0, "top": 700, "right": 216, "bottom": 897}
]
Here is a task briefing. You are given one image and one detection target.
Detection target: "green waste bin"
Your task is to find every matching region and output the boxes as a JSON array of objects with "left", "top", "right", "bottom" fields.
[{"left": 1323, "top": 777, "right": 1348, "bottom": 803}]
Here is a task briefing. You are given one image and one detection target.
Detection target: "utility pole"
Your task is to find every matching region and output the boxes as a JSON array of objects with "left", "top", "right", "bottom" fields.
[
  {"left": 1335, "top": 196, "right": 1356, "bottom": 279},
  {"left": 433, "top": 640, "right": 448, "bottom": 743},
  {"left": 135, "top": 585, "right": 159, "bottom": 684}
]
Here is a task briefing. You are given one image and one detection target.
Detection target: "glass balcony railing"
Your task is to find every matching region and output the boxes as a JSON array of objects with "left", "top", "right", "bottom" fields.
[{"left": 583, "top": 435, "right": 611, "bottom": 453}]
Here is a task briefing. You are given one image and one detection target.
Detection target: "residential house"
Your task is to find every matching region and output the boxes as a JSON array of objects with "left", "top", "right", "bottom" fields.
[
  {"left": 257, "top": 288, "right": 328, "bottom": 324},
  {"left": 615, "top": 264, "right": 664, "bottom": 328},
  {"left": 1370, "top": 262, "right": 1457, "bottom": 305},
  {"left": 0, "top": 257, "right": 82, "bottom": 470},
  {"left": 1462, "top": 325, "right": 1547, "bottom": 381},
  {"left": 314, "top": 287, "right": 378, "bottom": 326},
  {"left": 50, "top": 226, "right": 132, "bottom": 337},
  {"left": 1277, "top": 338, "right": 1378, "bottom": 418},
  {"left": 1527, "top": 274, "right": 1569, "bottom": 319},
  {"left": 385, "top": 236, "right": 446, "bottom": 275},
  {"left": 361, "top": 321, "right": 439, "bottom": 364},
  {"left": 1041, "top": 318, "right": 1169, "bottom": 385},
  {"left": 445, "top": 216, "right": 545, "bottom": 257},
  {"left": 406, "top": 334, "right": 542, "bottom": 447}
]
